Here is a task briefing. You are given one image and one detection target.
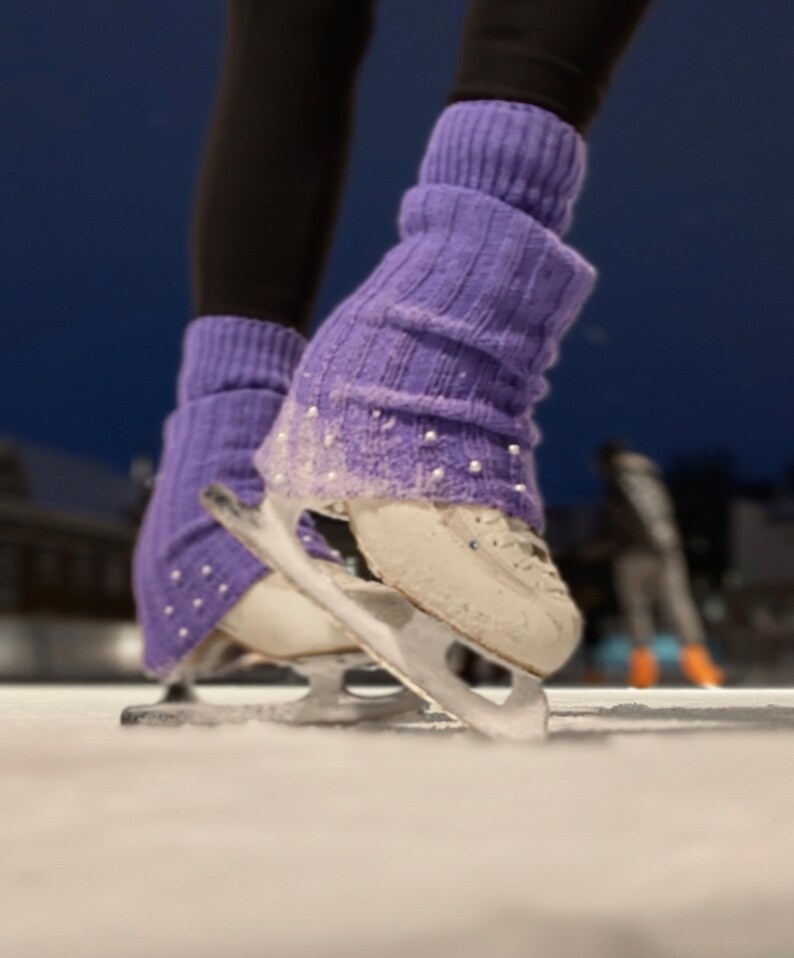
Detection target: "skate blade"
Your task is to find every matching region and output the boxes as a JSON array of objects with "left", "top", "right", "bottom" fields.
[
  {"left": 202, "top": 485, "right": 548, "bottom": 742},
  {"left": 121, "top": 652, "right": 422, "bottom": 728}
]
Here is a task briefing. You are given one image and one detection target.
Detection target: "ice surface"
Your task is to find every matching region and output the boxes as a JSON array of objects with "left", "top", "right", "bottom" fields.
[{"left": 2, "top": 685, "right": 794, "bottom": 958}]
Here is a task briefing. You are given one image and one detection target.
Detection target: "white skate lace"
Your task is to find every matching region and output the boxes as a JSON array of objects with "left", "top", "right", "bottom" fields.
[{"left": 479, "top": 513, "right": 564, "bottom": 585}]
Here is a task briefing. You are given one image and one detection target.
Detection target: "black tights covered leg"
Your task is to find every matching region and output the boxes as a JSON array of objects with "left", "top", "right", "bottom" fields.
[
  {"left": 452, "top": 0, "right": 653, "bottom": 133},
  {"left": 192, "top": 0, "right": 652, "bottom": 334},
  {"left": 192, "top": 0, "right": 376, "bottom": 333}
]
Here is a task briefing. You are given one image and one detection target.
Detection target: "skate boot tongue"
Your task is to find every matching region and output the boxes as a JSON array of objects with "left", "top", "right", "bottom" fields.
[
  {"left": 489, "top": 513, "right": 549, "bottom": 559},
  {"left": 475, "top": 510, "right": 564, "bottom": 586}
]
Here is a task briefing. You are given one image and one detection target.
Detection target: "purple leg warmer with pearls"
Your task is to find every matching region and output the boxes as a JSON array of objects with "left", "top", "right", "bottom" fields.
[
  {"left": 134, "top": 316, "right": 338, "bottom": 678},
  {"left": 257, "top": 101, "right": 596, "bottom": 531}
]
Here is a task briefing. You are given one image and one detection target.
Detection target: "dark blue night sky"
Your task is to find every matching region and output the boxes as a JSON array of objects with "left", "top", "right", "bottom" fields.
[{"left": 2, "top": 1, "right": 792, "bottom": 501}]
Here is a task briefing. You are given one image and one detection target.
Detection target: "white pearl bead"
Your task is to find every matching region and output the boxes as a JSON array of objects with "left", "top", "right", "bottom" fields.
[
  {"left": 201, "top": 565, "right": 212, "bottom": 576},
  {"left": 193, "top": 598, "right": 203, "bottom": 609},
  {"left": 323, "top": 433, "right": 335, "bottom": 448},
  {"left": 170, "top": 570, "right": 181, "bottom": 582},
  {"left": 430, "top": 467, "right": 445, "bottom": 481},
  {"left": 514, "top": 483, "right": 527, "bottom": 492},
  {"left": 468, "top": 460, "right": 483, "bottom": 475},
  {"left": 371, "top": 409, "right": 382, "bottom": 419},
  {"left": 301, "top": 534, "right": 312, "bottom": 543},
  {"left": 306, "top": 405, "right": 319, "bottom": 419},
  {"left": 218, "top": 583, "right": 229, "bottom": 595},
  {"left": 178, "top": 628, "right": 189, "bottom": 639},
  {"left": 423, "top": 430, "right": 438, "bottom": 443},
  {"left": 164, "top": 606, "right": 174, "bottom": 617},
  {"left": 276, "top": 431, "right": 287, "bottom": 443},
  {"left": 508, "top": 444, "right": 521, "bottom": 456},
  {"left": 273, "top": 473, "right": 284, "bottom": 484},
  {"left": 327, "top": 471, "right": 337, "bottom": 480}
]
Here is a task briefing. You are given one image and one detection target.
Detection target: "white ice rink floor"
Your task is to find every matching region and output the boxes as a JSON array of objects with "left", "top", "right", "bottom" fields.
[{"left": 3, "top": 684, "right": 794, "bottom": 958}]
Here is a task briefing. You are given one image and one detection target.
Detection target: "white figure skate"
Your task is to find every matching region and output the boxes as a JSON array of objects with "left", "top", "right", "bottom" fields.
[
  {"left": 202, "top": 485, "right": 555, "bottom": 741},
  {"left": 121, "top": 563, "right": 422, "bottom": 728}
]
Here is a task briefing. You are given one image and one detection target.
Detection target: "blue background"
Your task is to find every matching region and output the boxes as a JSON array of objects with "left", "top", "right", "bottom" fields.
[{"left": 2, "top": 0, "right": 792, "bottom": 500}]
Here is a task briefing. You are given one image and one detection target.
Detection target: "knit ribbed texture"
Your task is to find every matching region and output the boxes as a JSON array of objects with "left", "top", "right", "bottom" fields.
[
  {"left": 257, "top": 101, "right": 596, "bottom": 532},
  {"left": 178, "top": 314, "right": 305, "bottom": 403},
  {"left": 420, "top": 101, "right": 586, "bottom": 235},
  {"left": 134, "top": 316, "right": 338, "bottom": 679}
]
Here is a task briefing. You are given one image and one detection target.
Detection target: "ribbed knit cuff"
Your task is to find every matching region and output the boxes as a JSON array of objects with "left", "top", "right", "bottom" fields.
[
  {"left": 419, "top": 101, "right": 586, "bottom": 235},
  {"left": 178, "top": 315, "right": 306, "bottom": 404},
  {"left": 258, "top": 188, "right": 595, "bottom": 531},
  {"left": 255, "top": 100, "right": 594, "bottom": 531}
]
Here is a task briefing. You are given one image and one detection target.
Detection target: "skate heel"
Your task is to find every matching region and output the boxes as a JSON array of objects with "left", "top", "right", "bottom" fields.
[
  {"left": 202, "top": 484, "right": 550, "bottom": 742},
  {"left": 121, "top": 681, "right": 204, "bottom": 727}
]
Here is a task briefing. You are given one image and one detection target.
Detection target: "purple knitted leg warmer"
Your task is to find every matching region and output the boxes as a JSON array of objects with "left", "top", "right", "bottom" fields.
[
  {"left": 257, "top": 101, "right": 596, "bottom": 531},
  {"left": 134, "top": 316, "right": 338, "bottom": 678}
]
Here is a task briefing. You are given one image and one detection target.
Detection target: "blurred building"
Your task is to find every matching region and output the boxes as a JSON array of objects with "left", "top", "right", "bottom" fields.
[
  {"left": 0, "top": 438, "right": 146, "bottom": 678},
  {"left": 722, "top": 494, "right": 794, "bottom": 677},
  {"left": 731, "top": 496, "right": 794, "bottom": 587}
]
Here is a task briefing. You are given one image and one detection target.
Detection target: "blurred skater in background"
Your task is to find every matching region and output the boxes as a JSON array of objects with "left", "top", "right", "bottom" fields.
[{"left": 596, "top": 441, "right": 725, "bottom": 688}]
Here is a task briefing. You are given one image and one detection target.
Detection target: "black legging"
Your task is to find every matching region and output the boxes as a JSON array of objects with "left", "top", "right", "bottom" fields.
[{"left": 192, "top": 0, "right": 652, "bottom": 333}]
